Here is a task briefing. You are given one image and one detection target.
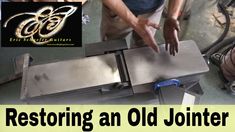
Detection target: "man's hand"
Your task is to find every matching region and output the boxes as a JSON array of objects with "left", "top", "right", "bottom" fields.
[
  {"left": 134, "top": 18, "right": 160, "bottom": 52},
  {"left": 164, "top": 0, "right": 183, "bottom": 56},
  {"left": 102, "top": 0, "right": 161, "bottom": 52},
  {"left": 163, "top": 18, "right": 180, "bottom": 56}
]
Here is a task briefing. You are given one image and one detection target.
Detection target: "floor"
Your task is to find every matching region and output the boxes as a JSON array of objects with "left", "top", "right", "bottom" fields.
[{"left": 0, "top": 0, "right": 235, "bottom": 104}]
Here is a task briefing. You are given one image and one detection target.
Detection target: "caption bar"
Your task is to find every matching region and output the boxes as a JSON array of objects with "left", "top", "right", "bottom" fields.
[{"left": 0, "top": 105, "right": 234, "bottom": 132}]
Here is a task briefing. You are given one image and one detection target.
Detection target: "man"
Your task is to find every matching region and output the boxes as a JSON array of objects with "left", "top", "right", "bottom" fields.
[{"left": 101, "top": 0, "right": 184, "bottom": 56}]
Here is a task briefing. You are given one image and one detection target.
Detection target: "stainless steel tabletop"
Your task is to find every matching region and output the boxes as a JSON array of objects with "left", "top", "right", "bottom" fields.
[
  {"left": 21, "top": 53, "right": 121, "bottom": 99},
  {"left": 124, "top": 40, "right": 209, "bottom": 86}
]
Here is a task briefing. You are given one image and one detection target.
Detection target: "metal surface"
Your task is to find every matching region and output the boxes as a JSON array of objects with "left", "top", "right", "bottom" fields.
[
  {"left": 124, "top": 40, "right": 209, "bottom": 88},
  {"left": 158, "top": 85, "right": 186, "bottom": 104},
  {"left": 0, "top": 54, "right": 31, "bottom": 86},
  {"left": 25, "top": 87, "right": 134, "bottom": 104},
  {"left": 158, "top": 82, "right": 202, "bottom": 104},
  {"left": 21, "top": 54, "right": 121, "bottom": 99},
  {"left": 115, "top": 51, "right": 130, "bottom": 83},
  {"left": 14, "top": 53, "right": 32, "bottom": 74},
  {"left": 85, "top": 39, "right": 128, "bottom": 57}
]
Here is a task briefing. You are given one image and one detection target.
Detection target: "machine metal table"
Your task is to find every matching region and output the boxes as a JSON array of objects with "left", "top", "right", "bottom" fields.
[{"left": 20, "top": 40, "right": 209, "bottom": 104}]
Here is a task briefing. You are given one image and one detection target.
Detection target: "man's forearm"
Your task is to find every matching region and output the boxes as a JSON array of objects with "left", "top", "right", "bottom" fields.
[
  {"left": 167, "top": 0, "right": 184, "bottom": 19},
  {"left": 102, "top": 0, "right": 138, "bottom": 29}
]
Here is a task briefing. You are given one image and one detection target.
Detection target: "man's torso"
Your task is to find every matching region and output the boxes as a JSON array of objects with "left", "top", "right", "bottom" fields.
[{"left": 123, "top": 0, "right": 165, "bottom": 15}]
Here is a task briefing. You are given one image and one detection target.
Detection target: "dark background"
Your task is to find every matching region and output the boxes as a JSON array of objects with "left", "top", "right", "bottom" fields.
[{"left": 1, "top": 2, "right": 82, "bottom": 47}]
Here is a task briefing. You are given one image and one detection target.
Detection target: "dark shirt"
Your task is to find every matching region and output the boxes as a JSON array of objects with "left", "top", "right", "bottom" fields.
[{"left": 123, "top": 0, "right": 164, "bottom": 15}]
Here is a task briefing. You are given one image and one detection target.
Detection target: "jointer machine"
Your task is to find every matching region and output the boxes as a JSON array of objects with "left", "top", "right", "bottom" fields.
[{"left": 19, "top": 40, "right": 209, "bottom": 104}]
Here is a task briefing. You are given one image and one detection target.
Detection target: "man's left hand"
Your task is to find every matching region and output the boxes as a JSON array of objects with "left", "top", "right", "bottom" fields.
[{"left": 163, "top": 17, "right": 180, "bottom": 56}]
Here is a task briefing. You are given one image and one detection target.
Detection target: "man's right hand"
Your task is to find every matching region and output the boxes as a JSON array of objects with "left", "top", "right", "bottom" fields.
[
  {"left": 133, "top": 18, "right": 160, "bottom": 52},
  {"left": 102, "top": 0, "right": 160, "bottom": 52}
]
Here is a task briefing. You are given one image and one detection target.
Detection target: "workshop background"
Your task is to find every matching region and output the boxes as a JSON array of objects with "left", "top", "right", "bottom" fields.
[{"left": 0, "top": 0, "right": 235, "bottom": 104}]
